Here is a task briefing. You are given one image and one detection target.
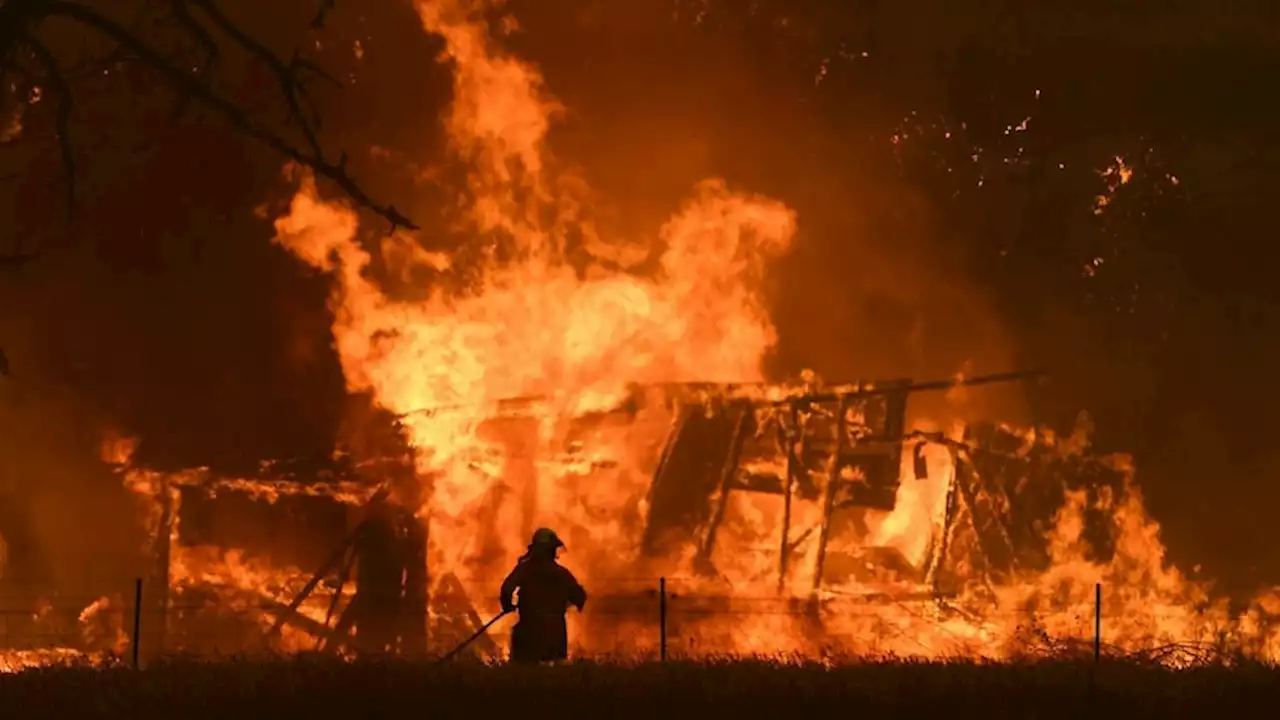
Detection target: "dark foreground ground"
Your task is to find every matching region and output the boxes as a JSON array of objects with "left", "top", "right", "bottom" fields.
[{"left": 1, "top": 656, "right": 1276, "bottom": 719}]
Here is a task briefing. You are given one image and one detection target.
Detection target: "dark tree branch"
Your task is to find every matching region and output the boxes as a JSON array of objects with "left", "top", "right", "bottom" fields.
[
  {"left": 1, "top": 0, "right": 417, "bottom": 231},
  {"left": 164, "top": 0, "right": 220, "bottom": 120},
  {"left": 310, "top": 0, "right": 335, "bottom": 30},
  {"left": 186, "top": 0, "right": 331, "bottom": 158},
  {"left": 19, "top": 33, "right": 75, "bottom": 219}
]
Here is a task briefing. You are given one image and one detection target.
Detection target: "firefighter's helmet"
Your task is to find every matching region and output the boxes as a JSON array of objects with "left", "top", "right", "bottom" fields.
[{"left": 530, "top": 527, "right": 565, "bottom": 550}]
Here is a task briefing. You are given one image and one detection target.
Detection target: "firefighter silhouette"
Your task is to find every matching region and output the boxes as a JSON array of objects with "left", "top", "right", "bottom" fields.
[{"left": 499, "top": 527, "right": 586, "bottom": 663}]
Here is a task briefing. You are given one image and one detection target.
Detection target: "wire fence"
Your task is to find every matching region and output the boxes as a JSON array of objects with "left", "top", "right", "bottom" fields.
[{"left": 3, "top": 575, "right": 1270, "bottom": 670}]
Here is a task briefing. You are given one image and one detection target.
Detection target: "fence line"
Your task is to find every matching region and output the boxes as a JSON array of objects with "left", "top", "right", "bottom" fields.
[
  {"left": 0, "top": 597, "right": 1167, "bottom": 621},
  {"left": 4, "top": 576, "right": 1267, "bottom": 667}
]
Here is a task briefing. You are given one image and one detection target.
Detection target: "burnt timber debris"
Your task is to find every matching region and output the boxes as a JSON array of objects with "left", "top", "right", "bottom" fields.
[
  {"left": 639, "top": 371, "right": 1046, "bottom": 593},
  {"left": 29, "top": 368, "right": 1128, "bottom": 658}
]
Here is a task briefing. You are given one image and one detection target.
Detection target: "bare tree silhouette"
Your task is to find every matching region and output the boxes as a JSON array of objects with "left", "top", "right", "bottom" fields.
[
  {"left": 0, "top": 0, "right": 418, "bottom": 372},
  {"left": 0, "top": 0, "right": 415, "bottom": 255}
]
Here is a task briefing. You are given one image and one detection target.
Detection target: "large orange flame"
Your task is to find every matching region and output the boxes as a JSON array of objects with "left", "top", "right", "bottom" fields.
[{"left": 271, "top": 0, "right": 797, "bottom": 604}]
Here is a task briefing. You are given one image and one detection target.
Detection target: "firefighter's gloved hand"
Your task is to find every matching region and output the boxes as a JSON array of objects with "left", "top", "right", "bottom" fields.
[{"left": 501, "top": 601, "right": 516, "bottom": 614}]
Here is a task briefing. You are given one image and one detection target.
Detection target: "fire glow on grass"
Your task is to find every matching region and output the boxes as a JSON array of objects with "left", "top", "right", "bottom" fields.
[{"left": 7, "top": 0, "right": 1280, "bottom": 671}]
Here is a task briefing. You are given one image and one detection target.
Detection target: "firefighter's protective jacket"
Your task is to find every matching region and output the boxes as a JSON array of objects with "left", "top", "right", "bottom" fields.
[{"left": 499, "top": 555, "right": 587, "bottom": 662}]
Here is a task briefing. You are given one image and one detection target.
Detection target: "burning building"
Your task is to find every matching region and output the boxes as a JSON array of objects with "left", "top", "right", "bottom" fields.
[
  {"left": 96, "top": 368, "right": 1198, "bottom": 662},
  {"left": 8, "top": 0, "right": 1280, "bottom": 670}
]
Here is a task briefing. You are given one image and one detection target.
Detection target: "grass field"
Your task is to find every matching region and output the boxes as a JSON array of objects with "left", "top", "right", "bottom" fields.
[{"left": 1, "top": 655, "right": 1276, "bottom": 719}]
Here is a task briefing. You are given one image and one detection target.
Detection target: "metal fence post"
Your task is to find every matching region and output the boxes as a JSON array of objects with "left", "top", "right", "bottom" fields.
[
  {"left": 1093, "top": 582, "right": 1101, "bottom": 664},
  {"left": 132, "top": 578, "right": 143, "bottom": 669},
  {"left": 659, "top": 576, "right": 667, "bottom": 662}
]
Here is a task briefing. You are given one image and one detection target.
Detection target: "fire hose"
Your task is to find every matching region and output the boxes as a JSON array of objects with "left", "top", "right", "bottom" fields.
[{"left": 437, "top": 608, "right": 514, "bottom": 663}]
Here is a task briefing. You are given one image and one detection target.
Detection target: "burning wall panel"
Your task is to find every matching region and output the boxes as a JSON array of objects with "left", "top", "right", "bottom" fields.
[
  {"left": 113, "top": 463, "right": 383, "bottom": 656},
  {"left": 99, "top": 397, "right": 1280, "bottom": 664},
  {"left": 642, "top": 403, "right": 744, "bottom": 557},
  {"left": 175, "top": 487, "right": 351, "bottom": 575}
]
